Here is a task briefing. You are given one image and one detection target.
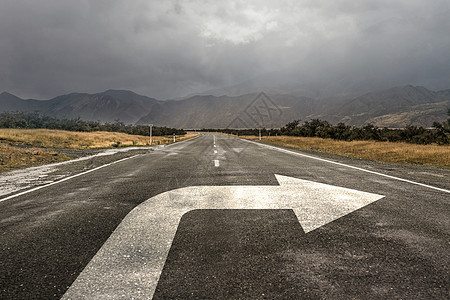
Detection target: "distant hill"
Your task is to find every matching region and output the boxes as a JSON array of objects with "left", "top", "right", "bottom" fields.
[
  {"left": 311, "top": 85, "right": 450, "bottom": 127},
  {"left": 1, "top": 86, "right": 449, "bottom": 128},
  {"left": 0, "top": 90, "right": 160, "bottom": 124},
  {"left": 0, "top": 92, "right": 43, "bottom": 112},
  {"left": 136, "top": 93, "right": 315, "bottom": 128},
  {"left": 43, "top": 90, "right": 161, "bottom": 124}
]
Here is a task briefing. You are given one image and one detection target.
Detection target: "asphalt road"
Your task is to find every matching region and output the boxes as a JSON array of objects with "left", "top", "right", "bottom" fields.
[{"left": 1, "top": 133, "right": 449, "bottom": 299}]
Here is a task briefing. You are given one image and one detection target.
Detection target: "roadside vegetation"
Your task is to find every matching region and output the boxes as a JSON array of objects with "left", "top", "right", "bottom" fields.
[
  {"left": 240, "top": 135, "right": 450, "bottom": 168},
  {"left": 0, "top": 112, "right": 186, "bottom": 136},
  {"left": 0, "top": 128, "right": 197, "bottom": 171},
  {"left": 220, "top": 109, "right": 450, "bottom": 167},
  {"left": 0, "top": 112, "right": 195, "bottom": 171},
  {"left": 0, "top": 143, "right": 72, "bottom": 171},
  {"left": 0, "top": 128, "right": 194, "bottom": 148},
  {"left": 205, "top": 109, "right": 450, "bottom": 145}
]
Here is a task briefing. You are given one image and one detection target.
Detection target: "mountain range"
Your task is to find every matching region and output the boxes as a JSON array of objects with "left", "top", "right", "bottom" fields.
[{"left": 1, "top": 85, "right": 449, "bottom": 128}]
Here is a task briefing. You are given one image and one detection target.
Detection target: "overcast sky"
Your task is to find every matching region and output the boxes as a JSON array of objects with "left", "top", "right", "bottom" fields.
[{"left": 1, "top": 0, "right": 449, "bottom": 99}]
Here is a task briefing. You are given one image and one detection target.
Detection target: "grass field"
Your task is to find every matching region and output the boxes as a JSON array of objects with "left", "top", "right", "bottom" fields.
[
  {"left": 0, "top": 143, "right": 72, "bottom": 171},
  {"left": 0, "top": 129, "right": 196, "bottom": 148},
  {"left": 0, "top": 129, "right": 197, "bottom": 171},
  {"left": 240, "top": 135, "right": 450, "bottom": 168}
]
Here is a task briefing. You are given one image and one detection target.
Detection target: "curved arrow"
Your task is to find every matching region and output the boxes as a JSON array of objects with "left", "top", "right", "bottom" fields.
[{"left": 63, "top": 175, "right": 384, "bottom": 299}]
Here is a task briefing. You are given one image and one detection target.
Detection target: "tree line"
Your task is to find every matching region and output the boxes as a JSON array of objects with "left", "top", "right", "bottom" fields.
[
  {"left": 0, "top": 112, "right": 186, "bottom": 136},
  {"left": 201, "top": 109, "right": 450, "bottom": 145}
]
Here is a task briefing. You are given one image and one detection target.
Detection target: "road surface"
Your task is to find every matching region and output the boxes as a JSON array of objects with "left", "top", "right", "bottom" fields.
[{"left": 1, "top": 133, "right": 449, "bottom": 299}]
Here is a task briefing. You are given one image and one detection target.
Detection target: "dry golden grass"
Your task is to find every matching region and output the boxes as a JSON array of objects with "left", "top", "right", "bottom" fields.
[
  {"left": 0, "top": 129, "right": 197, "bottom": 149},
  {"left": 0, "top": 129, "right": 198, "bottom": 171},
  {"left": 0, "top": 143, "right": 71, "bottom": 171},
  {"left": 240, "top": 135, "right": 450, "bottom": 168}
]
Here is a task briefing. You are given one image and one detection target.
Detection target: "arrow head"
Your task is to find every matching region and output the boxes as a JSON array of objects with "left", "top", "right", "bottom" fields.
[{"left": 274, "top": 174, "right": 385, "bottom": 233}]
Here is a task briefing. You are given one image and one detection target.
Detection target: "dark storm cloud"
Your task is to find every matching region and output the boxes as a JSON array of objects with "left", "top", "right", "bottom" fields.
[{"left": 1, "top": 0, "right": 449, "bottom": 99}]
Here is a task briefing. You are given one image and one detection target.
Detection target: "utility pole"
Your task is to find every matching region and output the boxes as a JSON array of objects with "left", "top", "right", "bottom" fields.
[
  {"left": 173, "top": 133, "right": 176, "bottom": 143},
  {"left": 259, "top": 128, "right": 261, "bottom": 141},
  {"left": 149, "top": 124, "right": 153, "bottom": 145}
]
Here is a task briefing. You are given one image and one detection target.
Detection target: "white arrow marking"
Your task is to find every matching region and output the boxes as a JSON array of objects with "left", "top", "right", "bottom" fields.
[{"left": 63, "top": 175, "right": 384, "bottom": 299}]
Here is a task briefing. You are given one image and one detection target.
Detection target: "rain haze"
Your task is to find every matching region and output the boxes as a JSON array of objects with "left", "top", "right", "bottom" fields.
[{"left": 1, "top": 0, "right": 450, "bottom": 100}]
